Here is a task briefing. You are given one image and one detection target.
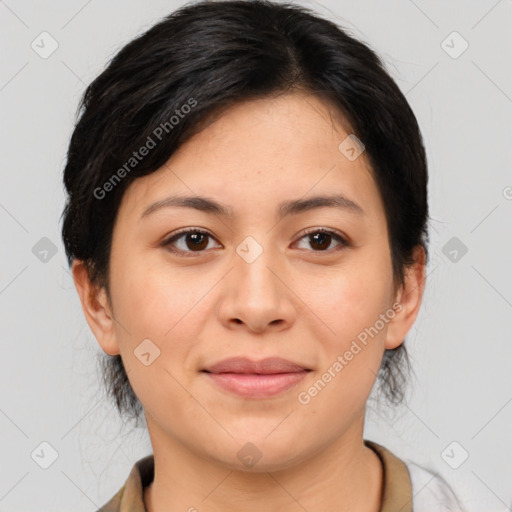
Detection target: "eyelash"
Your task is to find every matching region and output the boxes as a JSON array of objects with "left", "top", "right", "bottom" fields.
[{"left": 162, "top": 227, "right": 349, "bottom": 257}]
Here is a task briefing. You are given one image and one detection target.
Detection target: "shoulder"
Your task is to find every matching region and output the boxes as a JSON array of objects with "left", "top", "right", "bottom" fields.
[
  {"left": 95, "top": 454, "right": 154, "bottom": 512},
  {"left": 365, "top": 440, "right": 466, "bottom": 512},
  {"left": 404, "top": 460, "right": 466, "bottom": 512}
]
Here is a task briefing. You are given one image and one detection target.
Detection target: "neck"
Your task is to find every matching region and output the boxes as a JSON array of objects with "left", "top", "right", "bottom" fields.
[{"left": 143, "top": 418, "right": 383, "bottom": 512}]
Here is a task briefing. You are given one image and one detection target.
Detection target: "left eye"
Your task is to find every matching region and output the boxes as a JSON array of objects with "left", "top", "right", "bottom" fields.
[
  {"left": 162, "top": 228, "right": 348, "bottom": 256},
  {"left": 294, "top": 228, "right": 349, "bottom": 252}
]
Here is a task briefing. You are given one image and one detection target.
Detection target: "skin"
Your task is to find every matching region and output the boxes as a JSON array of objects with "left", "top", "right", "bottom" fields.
[{"left": 73, "top": 91, "right": 426, "bottom": 512}]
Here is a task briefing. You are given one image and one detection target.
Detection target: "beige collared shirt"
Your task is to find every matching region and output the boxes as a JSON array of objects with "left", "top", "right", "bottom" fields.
[{"left": 97, "top": 441, "right": 435, "bottom": 511}]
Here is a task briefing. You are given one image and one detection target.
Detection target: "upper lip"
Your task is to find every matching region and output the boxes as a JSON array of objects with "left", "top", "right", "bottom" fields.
[{"left": 203, "top": 357, "right": 311, "bottom": 374}]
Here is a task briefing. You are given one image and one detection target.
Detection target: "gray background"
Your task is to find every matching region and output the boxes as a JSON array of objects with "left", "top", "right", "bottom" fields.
[{"left": 1, "top": 0, "right": 511, "bottom": 510}]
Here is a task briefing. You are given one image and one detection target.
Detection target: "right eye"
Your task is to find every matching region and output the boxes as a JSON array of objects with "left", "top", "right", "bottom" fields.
[{"left": 162, "top": 228, "right": 222, "bottom": 257}]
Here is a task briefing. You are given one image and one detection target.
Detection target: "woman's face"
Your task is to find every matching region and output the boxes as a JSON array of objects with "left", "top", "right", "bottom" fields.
[{"left": 76, "top": 91, "right": 423, "bottom": 471}]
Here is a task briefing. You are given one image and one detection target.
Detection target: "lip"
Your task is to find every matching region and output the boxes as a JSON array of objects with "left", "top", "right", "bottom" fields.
[{"left": 202, "top": 357, "right": 311, "bottom": 399}]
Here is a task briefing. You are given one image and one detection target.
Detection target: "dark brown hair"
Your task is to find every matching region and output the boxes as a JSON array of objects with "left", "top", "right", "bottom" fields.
[{"left": 62, "top": 0, "right": 428, "bottom": 423}]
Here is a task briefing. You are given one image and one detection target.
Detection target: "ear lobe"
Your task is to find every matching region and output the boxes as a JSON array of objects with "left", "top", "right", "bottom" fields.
[
  {"left": 71, "top": 260, "right": 120, "bottom": 356},
  {"left": 385, "top": 246, "right": 427, "bottom": 350}
]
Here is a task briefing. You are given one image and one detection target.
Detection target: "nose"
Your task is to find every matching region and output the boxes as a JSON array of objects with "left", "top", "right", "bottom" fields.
[{"left": 217, "top": 245, "right": 296, "bottom": 334}]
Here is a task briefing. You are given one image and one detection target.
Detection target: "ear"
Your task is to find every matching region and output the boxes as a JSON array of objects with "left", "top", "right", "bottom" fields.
[
  {"left": 385, "top": 245, "right": 426, "bottom": 350},
  {"left": 71, "top": 260, "right": 120, "bottom": 356}
]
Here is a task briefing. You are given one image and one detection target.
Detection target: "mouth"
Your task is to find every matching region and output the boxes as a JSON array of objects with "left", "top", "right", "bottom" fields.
[{"left": 201, "top": 357, "right": 312, "bottom": 399}]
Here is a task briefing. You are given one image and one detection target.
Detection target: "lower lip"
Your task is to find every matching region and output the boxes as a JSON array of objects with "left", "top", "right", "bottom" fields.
[{"left": 204, "top": 371, "right": 309, "bottom": 399}]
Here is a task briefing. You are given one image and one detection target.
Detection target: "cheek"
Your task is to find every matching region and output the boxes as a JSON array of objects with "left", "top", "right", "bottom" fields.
[
  {"left": 110, "top": 259, "right": 213, "bottom": 419},
  {"left": 296, "top": 267, "right": 392, "bottom": 420},
  {"left": 315, "top": 260, "right": 393, "bottom": 347},
  {"left": 302, "top": 253, "right": 394, "bottom": 411},
  {"left": 111, "top": 256, "right": 213, "bottom": 344}
]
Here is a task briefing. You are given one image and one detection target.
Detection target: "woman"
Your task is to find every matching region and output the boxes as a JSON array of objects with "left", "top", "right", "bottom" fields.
[{"left": 61, "top": 1, "right": 465, "bottom": 510}]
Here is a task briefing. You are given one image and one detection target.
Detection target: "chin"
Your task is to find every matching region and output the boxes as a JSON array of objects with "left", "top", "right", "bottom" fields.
[{"left": 205, "top": 434, "right": 310, "bottom": 473}]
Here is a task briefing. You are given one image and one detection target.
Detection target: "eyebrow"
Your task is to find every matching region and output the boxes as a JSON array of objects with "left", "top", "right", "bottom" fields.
[{"left": 140, "top": 193, "right": 364, "bottom": 220}]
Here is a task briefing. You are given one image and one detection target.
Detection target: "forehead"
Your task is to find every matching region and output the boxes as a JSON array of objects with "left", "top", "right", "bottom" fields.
[{"left": 118, "top": 92, "right": 384, "bottom": 223}]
